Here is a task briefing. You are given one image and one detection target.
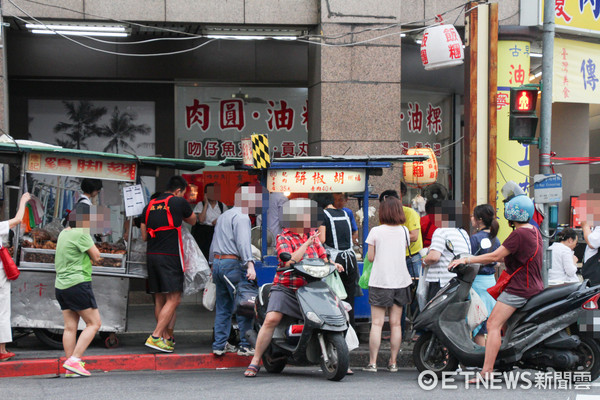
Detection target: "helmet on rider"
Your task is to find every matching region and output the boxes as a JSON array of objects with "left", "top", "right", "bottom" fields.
[{"left": 504, "top": 194, "right": 534, "bottom": 223}]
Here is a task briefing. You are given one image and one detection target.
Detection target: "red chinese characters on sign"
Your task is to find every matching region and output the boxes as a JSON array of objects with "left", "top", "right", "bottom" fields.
[
  {"left": 561, "top": 48, "right": 570, "bottom": 99},
  {"left": 187, "top": 141, "right": 203, "bottom": 157},
  {"left": 35, "top": 283, "right": 47, "bottom": 297},
  {"left": 509, "top": 64, "right": 526, "bottom": 85},
  {"left": 555, "top": 0, "right": 572, "bottom": 22},
  {"left": 448, "top": 43, "right": 462, "bottom": 60},
  {"left": 412, "top": 164, "right": 425, "bottom": 178},
  {"left": 267, "top": 100, "right": 295, "bottom": 131},
  {"left": 58, "top": 158, "right": 72, "bottom": 170},
  {"left": 219, "top": 99, "right": 245, "bottom": 131},
  {"left": 28, "top": 154, "right": 42, "bottom": 171},
  {"left": 301, "top": 100, "right": 308, "bottom": 131},
  {"left": 420, "top": 32, "right": 429, "bottom": 65},
  {"left": 425, "top": 103, "right": 442, "bottom": 135},
  {"left": 407, "top": 102, "right": 423, "bottom": 133},
  {"left": 281, "top": 141, "right": 296, "bottom": 157},
  {"left": 312, "top": 172, "right": 326, "bottom": 185},
  {"left": 295, "top": 171, "right": 306, "bottom": 185},
  {"left": 497, "top": 93, "right": 509, "bottom": 110},
  {"left": 298, "top": 142, "right": 308, "bottom": 157},
  {"left": 221, "top": 141, "right": 237, "bottom": 157},
  {"left": 204, "top": 140, "right": 219, "bottom": 158},
  {"left": 433, "top": 143, "right": 442, "bottom": 158},
  {"left": 400, "top": 141, "right": 410, "bottom": 155},
  {"left": 107, "top": 162, "right": 136, "bottom": 180},
  {"left": 77, "top": 160, "right": 102, "bottom": 173},
  {"left": 186, "top": 99, "right": 210, "bottom": 131},
  {"left": 334, "top": 172, "right": 344, "bottom": 184},
  {"left": 44, "top": 157, "right": 58, "bottom": 170}
]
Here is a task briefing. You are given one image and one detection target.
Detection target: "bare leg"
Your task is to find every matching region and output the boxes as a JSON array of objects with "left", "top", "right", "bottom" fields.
[
  {"left": 166, "top": 312, "right": 176, "bottom": 340},
  {"left": 62, "top": 310, "right": 80, "bottom": 358},
  {"left": 368, "top": 305, "right": 386, "bottom": 366},
  {"left": 71, "top": 308, "right": 102, "bottom": 359},
  {"left": 388, "top": 304, "right": 403, "bottom": 365},
  {"left": 154, "top": 293, "right": 166, "bottom": 322},
  {"left": 152, "top": 292, "right": 181, "bottom": 338},
  {"left": 481, "top": 302, "right": 516, "bottom": 375},
  {"left": 248, "top": 311, "right": 283, "bottom": 367},
  {"left": 0, "top": 343, "right": 6, "bottom": 353},
  {"left": 473, "top": 333, "right": 486, "bottom": 347}
]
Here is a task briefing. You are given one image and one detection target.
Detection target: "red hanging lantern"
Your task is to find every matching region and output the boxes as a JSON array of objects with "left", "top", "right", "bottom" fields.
[{"left": 403, "top": 147, "right": 438, "bottom": 188}]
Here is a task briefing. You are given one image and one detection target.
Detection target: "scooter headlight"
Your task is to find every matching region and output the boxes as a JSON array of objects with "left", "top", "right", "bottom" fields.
[{"left": 306, "top": 311, "right": 323, "bottom": 326}]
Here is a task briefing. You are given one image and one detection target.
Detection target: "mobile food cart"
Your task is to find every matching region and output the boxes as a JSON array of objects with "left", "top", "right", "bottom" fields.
[
  {"left": 225, "top": 154, "right": 428, "bottom": 321},
  {"left": 2, "top": 141, "right": 214, "bottom": 348}
]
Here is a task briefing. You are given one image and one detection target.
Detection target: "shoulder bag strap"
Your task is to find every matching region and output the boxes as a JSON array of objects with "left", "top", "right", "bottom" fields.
[{"left": 403, "top": 226, "right": 412, "bottom": 257}]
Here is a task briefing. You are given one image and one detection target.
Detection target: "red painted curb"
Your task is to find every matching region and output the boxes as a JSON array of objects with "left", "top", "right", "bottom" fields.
[
  {"left": 0, "top": 353, "right": 251, "bottom": 378},
  {"left": 0, "top": 359, "right": 59, "bottom": 378},
  {"left": 156, "top": 353, "right": 250, "bottom": 371}
]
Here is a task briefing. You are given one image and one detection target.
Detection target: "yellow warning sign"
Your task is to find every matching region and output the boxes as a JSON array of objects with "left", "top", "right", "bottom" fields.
[{"left": 251, "top": 134, "right": 271, "bottom": 169}]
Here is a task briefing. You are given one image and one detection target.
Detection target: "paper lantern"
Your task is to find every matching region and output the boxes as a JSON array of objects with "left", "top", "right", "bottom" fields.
[
  {"left": 403, "top": 148, "right": 439, "bottom": 187},
  {"left": 420, "top": 24, "right": 464, "bottom": 71}
]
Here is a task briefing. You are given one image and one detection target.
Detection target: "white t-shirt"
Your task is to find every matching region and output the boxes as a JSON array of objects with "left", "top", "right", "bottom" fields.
[
  {"left": 427, "top": 228, "right": 471, "bottom": 286},
  {"left": 365, "top": 224, "right": 412, "bottom": 289},
  {"left": 584, "top": 227, "right": 600, "bottom": 263},
  {"left": 548, "top": 242, "right": 579, "bottom": 284},
  {"left": 0, "top": 221, "right": 11, "bottom": 288},
  {"left": 193, "top": 201, "right": 227, "bottom": 226}
]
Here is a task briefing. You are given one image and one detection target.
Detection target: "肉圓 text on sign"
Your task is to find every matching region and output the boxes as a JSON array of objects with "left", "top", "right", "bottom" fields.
[
  {"left": 268, "top": 169, "right": 365, "bottom": 193},
  {"left": 26, "top": 152, "right": 137, "bottom": 182}
]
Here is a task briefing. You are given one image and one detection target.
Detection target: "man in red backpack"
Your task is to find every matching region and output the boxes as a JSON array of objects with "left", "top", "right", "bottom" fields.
[{"left": 141, "top": 176, "right": 196, "bottom": 352}]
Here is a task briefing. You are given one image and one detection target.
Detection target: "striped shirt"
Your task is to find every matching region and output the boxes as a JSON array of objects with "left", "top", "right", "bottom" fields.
[{"left": 426, "top": 228, "right": 471, "bottom": 286}]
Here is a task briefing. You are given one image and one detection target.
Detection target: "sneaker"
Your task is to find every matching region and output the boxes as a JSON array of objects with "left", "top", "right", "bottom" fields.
[
  {"left": 213, "top": 342, "right": 237, "bottom": 356},
  {"left": 63, "top": 359, "right": 91, "bottom": 377},
  {"left": 65, "top": 372, "right": 81, "bottom": 378},
  {"left": 165, "top": 337, "right": 175, "bottom": 349},
  {"left": 237, "top": 347, "right": 255, "bottom": 356},
  {"left": 363, "top": 364, "right": 377, "bottom": 372},
  {"left": 145, "top": 335, "right": 173, "bottom": 353}
]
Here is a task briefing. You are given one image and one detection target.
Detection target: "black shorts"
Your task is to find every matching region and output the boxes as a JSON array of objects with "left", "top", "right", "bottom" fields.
[
  {"left": 368, "top": 286, "right": 413, "bottom": 308},
  {"left": 55, "top": 281, "right": 98, "bottom": 311},
  {"left": 147, "top": 253, "right": 184, "bottom": 293}
]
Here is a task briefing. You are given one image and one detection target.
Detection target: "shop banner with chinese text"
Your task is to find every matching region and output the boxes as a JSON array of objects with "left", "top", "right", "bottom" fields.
[
  {"left": 553, "top": 38, "right": 600, "bottom": 104},
  {"left": 26, "top": 153, "right": 137, "bottom": 182},
  {"left": 268, "top": 169, "right": 365, "bottom": 193},
  {"left": 497, "top": 41, "right": 532, "bottom": 241},
  {"left": 176, "top": 86, "right": 308, "bottom": 161},
  {"left": 541, "top": 0, "right": 600, "bottom": 36}
]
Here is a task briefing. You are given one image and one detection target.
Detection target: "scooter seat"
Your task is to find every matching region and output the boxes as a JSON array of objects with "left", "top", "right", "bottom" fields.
[{"left": 521, "top": 283, "right": 579, "bottom": 312}]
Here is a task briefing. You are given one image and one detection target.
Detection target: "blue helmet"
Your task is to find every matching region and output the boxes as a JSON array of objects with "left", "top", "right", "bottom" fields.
[{"left": 504, "top": 195, "right": 534, "bottom": 223}]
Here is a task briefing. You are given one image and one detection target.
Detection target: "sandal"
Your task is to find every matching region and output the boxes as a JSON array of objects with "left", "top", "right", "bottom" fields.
[
  {"left": 387, "top": 363, "right": 398, "bottom": 372},
  {"left": 467, "top": 372, "right": 491, "bottom": 385},
  {"left": 244, "top": 364, "right": 260, "bottom": 377},
  {"left": 362, "top": 364, "right": 377, "bottom": 372},
  {"left": 346, "top": 368, "right": 354, "bottom": 375}
]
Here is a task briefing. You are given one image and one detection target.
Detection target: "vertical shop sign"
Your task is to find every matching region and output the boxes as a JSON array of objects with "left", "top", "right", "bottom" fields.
[
  {"left": 497, "top": 41, "right": 531, "bottom": 241},
  {"left": 553, "top": 38, "right": 600, "bottom": 104}
]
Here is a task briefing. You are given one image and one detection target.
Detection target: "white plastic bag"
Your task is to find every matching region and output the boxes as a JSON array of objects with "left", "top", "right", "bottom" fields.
[
  {"left": 416, "top": 266, "right": 430, "bottom": 311},
  {"left": 345, "top": 325, "right": 359, "bottom": 352},
  {"left": 182, "top": 228, "right": 211, "bottom": 296},
  {"left": 202, "top": 274, "right": 216, "bottom": 311},
  {"left": 467, "top": 288, "right": 488, "bottom": 332}
]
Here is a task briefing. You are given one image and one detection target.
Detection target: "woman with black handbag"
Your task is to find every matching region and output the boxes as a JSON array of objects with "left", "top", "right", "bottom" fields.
[{"left": 0, "top": 193, "right": 31, "bottom": 361}]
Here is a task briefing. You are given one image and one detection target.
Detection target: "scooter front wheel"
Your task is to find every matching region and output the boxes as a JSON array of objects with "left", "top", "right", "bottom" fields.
[
  {"left": 262, "top": 351, "right": 287, "bottom": 373},
  {"left": 320, "top": 332, "right": 349, "bottom": 381},
  {"left": 413, "top": 332, "right": 458, "bottom": 377}
]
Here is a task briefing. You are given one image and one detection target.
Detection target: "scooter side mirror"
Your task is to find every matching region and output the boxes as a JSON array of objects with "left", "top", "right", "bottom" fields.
[
  {"left": 445, "top": 240, "right": 455, "bottom": 254},
  {"left": 480, "top": 238, "right": 492, "bottom": 250},
  {"left": 279, "top": 252, "right": 292, "bottom": 263}
]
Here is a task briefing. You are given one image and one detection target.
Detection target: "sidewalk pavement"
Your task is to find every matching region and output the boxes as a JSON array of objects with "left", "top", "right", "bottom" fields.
[{"left": 0, "top": 303, "right": 415, "bottom": 378}]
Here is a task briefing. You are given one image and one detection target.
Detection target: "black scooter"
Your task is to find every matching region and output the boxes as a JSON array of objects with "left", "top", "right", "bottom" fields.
[
  {"left": 247, "top": 252, "right": 349, "bottom": 381},
  {"left": 413, "top": 240, "right": 600, "bottom": 380}
]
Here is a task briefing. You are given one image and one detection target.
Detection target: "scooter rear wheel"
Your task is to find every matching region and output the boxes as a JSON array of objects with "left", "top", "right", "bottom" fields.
[
  {"left": 320, "top": 332, "right": 349, "bottom": 381},
  {"left": 413, "top": 332, "right": 458, "bottom": 377},
  {"left": 571, "top": 336, "right": 600, "bottom": 381}
]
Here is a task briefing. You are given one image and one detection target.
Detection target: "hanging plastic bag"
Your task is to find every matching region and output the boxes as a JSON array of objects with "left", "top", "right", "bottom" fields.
[
  {"left": 358, "top": 253, "right": 372, "bottom": 289},
  {"left": 467, "top": 288, "right": 489, "bottom": 332},
  {"left": 182, "top": 228, "right": 211, "bottom": 296},
  {"left": 416, "top": 266, "right": 430, "bottom": 311},
  {"left": 234, "top": 279, "right": 259, "bottom": 318},
  {"left": 345, "top": 325, "right": 359, "bottom": 351},
  {"left": 202, "top": 274, "right": 216, "bottom": 311},
  {"left": 324, "top": 270, "right": 347, "bottom": 299}
]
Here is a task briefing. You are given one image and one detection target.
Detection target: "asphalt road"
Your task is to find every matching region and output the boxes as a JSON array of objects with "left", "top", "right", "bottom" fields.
[{"left": 3, "top": 368, "right": 599, "bottom": 400}]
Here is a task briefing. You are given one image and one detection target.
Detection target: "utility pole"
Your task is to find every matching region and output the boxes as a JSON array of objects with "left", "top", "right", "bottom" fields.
[{"left": 540, "top": 0, "right": 555, "bottom": 286}]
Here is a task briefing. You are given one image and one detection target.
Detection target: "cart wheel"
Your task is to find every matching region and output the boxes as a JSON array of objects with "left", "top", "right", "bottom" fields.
[
  {"left": 34, "top": 328, "right": 64, "bottom": 350},
  {"left": 104, "top": 334, "right": 119, "bottom": 349}
]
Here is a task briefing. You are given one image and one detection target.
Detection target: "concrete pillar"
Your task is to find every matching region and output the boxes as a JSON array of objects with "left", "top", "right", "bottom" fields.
[{"left": 308, "top": 1, "right": 403, "bottom": 193}]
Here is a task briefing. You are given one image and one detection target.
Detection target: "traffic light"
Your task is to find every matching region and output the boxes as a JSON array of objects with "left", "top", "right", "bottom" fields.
[{"left": 509, "top": 87, "right": 539, "bottom": 144}]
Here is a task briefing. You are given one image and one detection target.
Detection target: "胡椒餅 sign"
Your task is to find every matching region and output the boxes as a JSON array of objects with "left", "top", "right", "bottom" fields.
[
  {"left": 176, "top": 86, "right": 308, "bottom": 160},
  {"left": 268, "top": 169, "right": 365, "bottom": 193}
]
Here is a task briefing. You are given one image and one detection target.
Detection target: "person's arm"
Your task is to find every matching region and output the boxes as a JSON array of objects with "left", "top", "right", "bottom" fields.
[
  {"left": 8, "top": 193, "right": 31, "bottom": 229},
  {"left": 318, "top": 225, "right": 326, "bottom": 244},
  {"left": 140, "top": 223, "right": 148, "bottom": 241},
  {"left": 409, "top": 229, "right": 419, "bottom": 243},
  {"left": 368, "top": 244, "right": 375, "bottom": 262},
  {"left": 449, "top": 245, "right": 511, "bottom": 270},
  {"left": 196, "top": 201, "right": 208, "bottom": 224},
  {"left": 581, "top": 222, "right": 600, "bottom": 250},
  {"left": 233, "top": 214, "right": 255, "bottom": 279},
  {"left": 562, "top": 248, "right": 578, "bottom": 277},
  {"left": 423, "top": 249, "right": 441, "bottom": 266},
  {"left": 183, "top": 202, "right": 197, "bottom": 225},
  {"left": 87, "top": 244, "right": 102, "bottom": 264}
]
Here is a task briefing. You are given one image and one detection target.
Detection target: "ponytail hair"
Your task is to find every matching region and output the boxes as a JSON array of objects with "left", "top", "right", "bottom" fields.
[
  {"left": 556, "top": 228, "right": 577, "bottom": 242},
  {"left": 473, "top": 204, "right": 499, "bottom": 239}
]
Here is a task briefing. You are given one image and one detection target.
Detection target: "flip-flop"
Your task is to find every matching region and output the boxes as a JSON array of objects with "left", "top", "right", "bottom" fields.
[
  {"left": 244, "top": 364, "right": 260, "bottom": 377},
  {"left": 347, "top": 368, "right": 354, "bottom": 375}
]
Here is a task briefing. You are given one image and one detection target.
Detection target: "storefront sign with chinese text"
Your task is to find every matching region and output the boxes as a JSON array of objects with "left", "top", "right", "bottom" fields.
[
  {"left": 268, "top": 169, "right": 365, "bottom": 193},
  {"left": 553, "top": 38, "right": 600, "bottom": 104},
  {"left": 25, "top": 153, "right": 137, "bottom": 182},
  {"left": 176, "top": 87, "right": 308, "bottom": 160},
  {"left": 541, "top": 0, "right": 600, "bottom": 36},
  {"left": 420, "top": 24, "right": 464, "bottom": 70}
]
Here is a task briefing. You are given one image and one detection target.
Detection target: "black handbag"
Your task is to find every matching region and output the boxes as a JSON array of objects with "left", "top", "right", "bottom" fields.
[
  {"left": 582, "top": 251, "right": 600, "bottom": 286},
  {"left": 234, "top": 279, "right": 258, "bottom": 318}
]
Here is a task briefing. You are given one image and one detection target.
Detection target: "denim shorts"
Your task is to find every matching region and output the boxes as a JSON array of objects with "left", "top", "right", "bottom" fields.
[{"left": 497, "top": 291, "right": 528, "bottom": 308}]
